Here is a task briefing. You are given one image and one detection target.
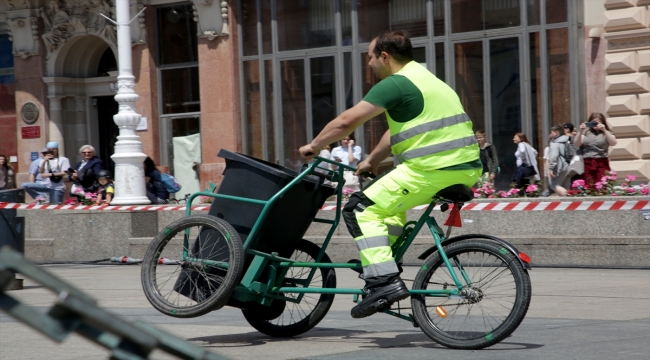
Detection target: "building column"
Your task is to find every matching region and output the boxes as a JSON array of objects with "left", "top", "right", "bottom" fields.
[
  {"left": 74, "top": 96, "right": 88, "bottom": 157},
  {"left": 47, "top": 95, "right": 65, "bottom": 156}
]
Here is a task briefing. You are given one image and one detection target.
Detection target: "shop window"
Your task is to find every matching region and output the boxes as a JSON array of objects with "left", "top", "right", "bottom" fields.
[
  {"left": 451, "top": 0, "right": 521, "bottom": 33},
  {"left": 156, "top": 4, "right": 198, "bottom": 65},
  {"left": 454, "top": 41, "right": 485, "bottom": 132},
  {"left": 311, "top": 57, "right": 337, "bottom": 141},
  {"left": 160, "top": 67, "right": 200, "bottom": 114},
  {"left": 156, "top": 2, "right": 200, "bottom": 115}
]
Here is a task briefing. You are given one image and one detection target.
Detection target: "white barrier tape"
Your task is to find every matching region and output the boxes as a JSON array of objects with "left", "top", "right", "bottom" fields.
[{"left": 1, "top": 200, "right": 648, "bottom": 212}]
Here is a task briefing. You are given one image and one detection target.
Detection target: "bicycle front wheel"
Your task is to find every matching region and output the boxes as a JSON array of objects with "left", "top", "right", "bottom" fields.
[
  {"left": 141, "top": 214, "right": 245, "bottom": 318},
  {"left": 411, "top": 239, "right": 531, "bottom": 349}
]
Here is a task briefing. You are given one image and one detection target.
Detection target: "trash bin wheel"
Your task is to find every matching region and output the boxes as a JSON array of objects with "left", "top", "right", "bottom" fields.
[
  {"left": 242, "top": 239, "right": 336, "bottom": 337},
  {"left": 141, "top": 214, "right": 245, "bottom": 318}
]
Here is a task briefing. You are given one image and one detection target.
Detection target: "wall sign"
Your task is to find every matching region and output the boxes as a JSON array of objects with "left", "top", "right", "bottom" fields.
[
  {"left": 21, "top": 126, "right": 41, "bottom": 139},
  {"left": 21, "top": 102, "right": 40, "bottom": 125}
]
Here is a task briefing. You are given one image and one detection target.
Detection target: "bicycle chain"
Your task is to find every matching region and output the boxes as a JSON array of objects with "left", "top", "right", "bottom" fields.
[{"left": 390, "top": 278, "right": 474, "bottom": 311}]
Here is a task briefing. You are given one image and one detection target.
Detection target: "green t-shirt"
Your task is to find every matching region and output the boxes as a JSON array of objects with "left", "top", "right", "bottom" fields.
[
  {"left": 363, "top": 75, "right": 424, "bottom": 123},
  {"left": 362, "top": 74, "right": 482, "bottom": 171}
]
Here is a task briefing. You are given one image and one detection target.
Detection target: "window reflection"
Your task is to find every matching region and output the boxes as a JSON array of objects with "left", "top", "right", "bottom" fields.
[
  {"left": 161, "top": 67, "right": 200, "bottom": 114},
  {"left": 156, "top": 4, "right": 198, "bottom": 65},
  {"left": 451, "top": 0, "right": 521, "bottom": 33},
  {"left": 435, "top": 42, "right": 445, "bottom": 82},
  {"left": 264, "top": 60, "right": 275, "bottom": 160},
  {"left": 358, "top": 0, "right": 427, "bottom": 43},
  {"left": 281, "top": 60, "right": 307, "bottom": 171},
  {"left": 546, "top": 0, "right": 568, "bottom": 24},
  {"left": 311, "top": 57, "right": 337, "bottom": 142},
  {"left": 277, "top": 0, "right": 336, "bottom": 51},
  {"left": 241, "top": 0, "right": 258, "bottom": 56},
  {"left": 244, "top": 61, "right": 262, "bottom": 158},
  {"left": 454, "top": 41, "right": 485, "bottom": 132},
  {"left": 547, "top": 28, "right": 571, "bottom": 124}
]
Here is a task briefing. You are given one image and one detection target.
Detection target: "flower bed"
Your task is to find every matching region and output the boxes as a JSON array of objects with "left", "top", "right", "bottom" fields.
[{"left": 474, "top": 172, "right": 649, "bottom": 199}]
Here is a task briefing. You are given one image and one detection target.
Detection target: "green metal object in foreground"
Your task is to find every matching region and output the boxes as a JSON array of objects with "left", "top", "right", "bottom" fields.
[{"left": 0, "top": 247, "right": 227, "bottom": 360}]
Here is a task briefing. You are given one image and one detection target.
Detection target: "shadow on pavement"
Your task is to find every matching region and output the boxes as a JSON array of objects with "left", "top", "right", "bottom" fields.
[{"left": 188, "top": 328, "right": 544, "bottom": 351}]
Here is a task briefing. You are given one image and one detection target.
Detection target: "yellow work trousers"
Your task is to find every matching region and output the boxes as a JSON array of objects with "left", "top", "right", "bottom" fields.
[{"left": 342, "top": 164, "right": 480, "bottom": 285}]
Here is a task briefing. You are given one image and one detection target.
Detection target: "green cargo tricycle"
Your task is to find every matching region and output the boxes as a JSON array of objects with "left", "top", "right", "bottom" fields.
[{"left": 141, "top": 150, "right": 532, "bottom": 350}]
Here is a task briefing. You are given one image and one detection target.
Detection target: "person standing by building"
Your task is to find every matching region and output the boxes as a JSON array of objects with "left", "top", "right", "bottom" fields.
[
  {"left": 474, "top": 130, "right": 498, "bottom": 188},
  {"left": 0, "top": 154, "right": 16, "bottom": 190},
  {"left": 299, "top": 31, "right": 480, "bottom": 319},
  {"left": 29, "top": 141, "right": 70, "bottom": 205},
  {"left": 511, "top": 132, "right": 540, "bottom": 194},
  {"left": 574, "top": 113, "right": 617, "bottom": 185},
  {"left": 547, "top": 125, "right": 571, "bottom": 196},
  {"left": 22, "top": 148, "right": 50, "bottom": 202},
  {"left": 331, "top": 134, "right": 363, "bottom": 191}
]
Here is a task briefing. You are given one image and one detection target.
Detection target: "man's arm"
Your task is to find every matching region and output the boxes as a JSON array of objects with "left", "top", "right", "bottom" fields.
[
  {"left": 300, "top": 101, "right": 385, "bottom": 158},
  {"left": 355, "top": 130, "right": 392, "bottom": 176}
]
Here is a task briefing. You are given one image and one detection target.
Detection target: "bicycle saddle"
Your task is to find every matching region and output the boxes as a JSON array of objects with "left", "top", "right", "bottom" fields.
[{"left": 434, "top": 184, "right": 474, "bottom": 203}]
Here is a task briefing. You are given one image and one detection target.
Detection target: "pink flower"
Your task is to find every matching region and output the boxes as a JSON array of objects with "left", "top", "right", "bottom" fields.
[
  {"left": 609, "top": 171, "right": 617, "bottom": 177},
  {"left": 641, "top": 187, "right": 650, "bottom": 195},
  {"left": 625, "top": 175, "right": 637, "bottom": 182},
  {"left": 508, "top": 188, "right": 519, "bottom": 195},
  {"left": 35, "top": 195, "right": 46, "bottom": 201},
  {"left": 572, "top": 180, "right": 585, "bottom": 188},
  {"left": 600, "top": 176, "right": 609, "bottom": 183},
  {"left": 484, "top": 182, "right": 492, "bottom": 187},
  {"left": 488, "top": 195, "right": 494, "bottom": 198},
  {"left": 73, "top": 187, "right": 85, "bottom": 195},
  {"left": 611, "top": 193, "right": 618, "bottom": 196},
  {"left": 498, "top": 191, "right": 509, "bottom": 198},
  {"left": 625, "top": 187, "right": 636, "bottom": 193},
  {"left": 525, "top": 184, "right": 538, "bottom": 193},
  {"left": 473, "top": 192, "right": 482, "bottom": 198},
  {"left": 621, "top": 183, "right": 628, "bottom": 188},
  {"left": 595, "top": 182, "right": 604, "bottom": 190},
  {"left": 64, "top": 198, "right": 77, "bottom": 205},
  {"left": 484, "top": 188, "right": 494, "bottom": 195}
]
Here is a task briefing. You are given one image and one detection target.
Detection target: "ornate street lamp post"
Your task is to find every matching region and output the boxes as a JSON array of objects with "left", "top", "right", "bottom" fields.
[{"left": 109, "top": 0, "right": 150, "bottom": 205}]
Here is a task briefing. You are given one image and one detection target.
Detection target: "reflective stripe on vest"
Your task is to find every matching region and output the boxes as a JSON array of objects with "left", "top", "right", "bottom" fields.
[
  {"left": 398, "top": 135, "right": 478, "bottom": 162},
  {"left": 390, "top": 113, "right": 472, "bottom": 146}
]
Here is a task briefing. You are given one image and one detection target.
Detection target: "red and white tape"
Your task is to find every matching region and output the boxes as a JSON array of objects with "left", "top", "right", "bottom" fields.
[{"left": 1, "top": 200, "right": 648, "bottom": 212}]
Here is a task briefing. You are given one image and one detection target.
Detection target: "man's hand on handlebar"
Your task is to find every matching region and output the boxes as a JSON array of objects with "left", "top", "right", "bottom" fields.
[
  {"left": 355, "top": 159, "right": 377, "bottom": 177},
  {"left": 299, "top": 144, "right": 320, "bottom": 160}
]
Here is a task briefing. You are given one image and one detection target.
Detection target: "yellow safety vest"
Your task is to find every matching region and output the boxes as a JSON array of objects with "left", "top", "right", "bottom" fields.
[{"left": 387, "top": 61, "right": 479, "bottom": 170}]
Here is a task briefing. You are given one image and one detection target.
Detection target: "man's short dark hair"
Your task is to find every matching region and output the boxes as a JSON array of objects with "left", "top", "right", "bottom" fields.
[{"left": 372, "top": 30, "right": 413, "bottom": 64}]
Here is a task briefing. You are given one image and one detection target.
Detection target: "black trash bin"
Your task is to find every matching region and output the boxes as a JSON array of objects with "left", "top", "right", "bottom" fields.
[
  {"left": 174, "top": 149, "right": 335, "bottom": 304},
  {"left": 208, "top": 149, "right": 335, "bottom": 257}
]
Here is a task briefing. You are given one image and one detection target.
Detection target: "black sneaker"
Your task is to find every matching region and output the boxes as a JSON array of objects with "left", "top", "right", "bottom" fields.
[{"left": 351, "top": 277, "right": 410, "bottom": 319}]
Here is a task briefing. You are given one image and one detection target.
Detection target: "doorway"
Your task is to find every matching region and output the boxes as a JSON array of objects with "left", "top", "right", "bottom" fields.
[{"left": 96, "top": 96, "right": 119, "bottom": 174}]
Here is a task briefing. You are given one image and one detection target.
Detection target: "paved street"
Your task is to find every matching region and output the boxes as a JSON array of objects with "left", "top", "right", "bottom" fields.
[{"left": 0, "top": 265, "right": 649, "bottom": 360}]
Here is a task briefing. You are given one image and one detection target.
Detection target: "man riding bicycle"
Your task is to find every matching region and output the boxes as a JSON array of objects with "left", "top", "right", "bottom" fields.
[{"left": 299, "top": 30, "right": 481, "bottom": 319}]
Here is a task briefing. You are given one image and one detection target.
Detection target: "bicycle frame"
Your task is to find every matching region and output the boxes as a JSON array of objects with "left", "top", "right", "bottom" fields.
[{"left": 179, "top": 156, "right": 473, "bottom": 317}]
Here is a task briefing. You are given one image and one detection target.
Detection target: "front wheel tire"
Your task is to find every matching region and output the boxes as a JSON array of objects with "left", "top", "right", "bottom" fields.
[{"left": 411, "top": 239, "right": 531, "bottom": 349}]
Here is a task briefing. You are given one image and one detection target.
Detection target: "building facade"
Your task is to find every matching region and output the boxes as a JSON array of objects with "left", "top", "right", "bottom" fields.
[{"left": 0, "top": 0, "right": 649, "bottom": 194}]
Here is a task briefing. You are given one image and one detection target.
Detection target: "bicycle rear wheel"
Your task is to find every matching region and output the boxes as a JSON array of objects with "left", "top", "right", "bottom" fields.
[
  {"left": 411, "top": 239, "right": 531, "bottom": 349},
  {"left": 141, "top": 214, "right": 244, "bottom": 318},
  {"left": 242, "top": 239, "right": 336, "bottom": 337}
]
